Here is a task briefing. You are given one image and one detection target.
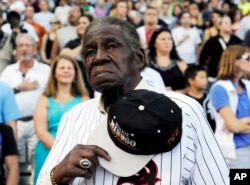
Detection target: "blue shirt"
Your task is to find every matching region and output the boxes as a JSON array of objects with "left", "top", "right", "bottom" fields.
[
  {"left": 0, "top": 81, "right": 21, "bottom": 123},
  {"left": 211, "top": 81, "right": 250, "bottom": 148}
]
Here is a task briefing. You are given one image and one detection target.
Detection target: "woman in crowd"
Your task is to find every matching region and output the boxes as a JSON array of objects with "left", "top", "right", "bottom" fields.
[
  {"left": 231, "top": 8, "right": 243, "bottom": 35},
  {"left": 210, "top": 45, "right": 250, "bottom": 169},
  {"left": 33, "top": 54, "right": 89, "bottom": 183},
  {"left": 40, "top": 17, "right": 61, "bottom": 65},
  {"left": 188, "top": 3, "right": 204, "bottom": 34},
  {"left": 60, "top": 14, "right": 94, "bottom": 98},
  {"left": 148, "top": 27, "right": 187, "bottom": 93},
  {"left": 203, "top": 10, "right": 222, "bottom": 42}
]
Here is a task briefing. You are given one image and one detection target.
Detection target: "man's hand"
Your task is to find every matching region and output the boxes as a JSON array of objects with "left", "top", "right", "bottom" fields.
[
  {"left": 17, "top": 80, "right": 39, "bottom": 91},
  {"left": 178, "top": 33, "right": 190, "bottom": 46},
  {"left": 52, "top": 144, "right": 111, "bottom": 184}
]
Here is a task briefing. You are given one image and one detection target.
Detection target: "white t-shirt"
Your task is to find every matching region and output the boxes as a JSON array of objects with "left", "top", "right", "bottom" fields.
[{"left": 172, "top": 27, "right": 201, "bottom": 65}]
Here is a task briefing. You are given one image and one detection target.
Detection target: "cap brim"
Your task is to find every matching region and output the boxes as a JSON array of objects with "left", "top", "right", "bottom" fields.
[{"left": 87, "top": 115, "right": 154, "bottom": 177}]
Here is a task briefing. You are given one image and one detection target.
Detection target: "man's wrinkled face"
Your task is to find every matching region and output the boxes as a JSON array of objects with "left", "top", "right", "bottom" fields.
[{"left": 82, "top": 24, "right": 138, "bottom": 93}]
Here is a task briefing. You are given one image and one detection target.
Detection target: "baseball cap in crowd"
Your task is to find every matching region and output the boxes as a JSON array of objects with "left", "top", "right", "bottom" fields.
[{"left": 88, "top": 89, "right": 182, "bottom": 177}]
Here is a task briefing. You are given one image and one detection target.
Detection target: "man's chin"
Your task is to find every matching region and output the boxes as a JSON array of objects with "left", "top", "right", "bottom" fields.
[{"left": 18, "top": 56, "right": 33, "bottom": 62}]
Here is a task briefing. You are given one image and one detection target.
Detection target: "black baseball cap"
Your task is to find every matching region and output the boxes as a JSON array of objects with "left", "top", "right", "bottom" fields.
[{"left": 88, "top": 89, "right": 182, "bottom": 177}]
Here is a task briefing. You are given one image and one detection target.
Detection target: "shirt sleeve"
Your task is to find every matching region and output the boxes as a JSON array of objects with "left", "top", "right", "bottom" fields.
[
  {"left": 210, "top": 85, "right": 230, "bottom": 111},
  {"left": 0, "top": 125, "right": 18, "bottom": 157},
  {"left": 2, "top": 83, "right": 21, "bottom": 122}
]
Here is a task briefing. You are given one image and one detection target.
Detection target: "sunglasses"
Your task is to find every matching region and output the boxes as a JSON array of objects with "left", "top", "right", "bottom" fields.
[
  {"left": 239, "top": 54, "right": 250, "bottom": 61},
  {"left": 50, "top": 21, "right": 60, "bottom": 25}
]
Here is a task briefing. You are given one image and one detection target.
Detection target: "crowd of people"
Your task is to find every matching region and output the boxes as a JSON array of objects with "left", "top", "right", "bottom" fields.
[{"left": 0, "top": 0, "right": 250, "bottom": 184}]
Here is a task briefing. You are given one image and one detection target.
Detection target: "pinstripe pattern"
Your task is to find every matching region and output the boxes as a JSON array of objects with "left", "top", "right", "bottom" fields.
[{"left": 37, "top": 87, "right": 229, "bottom": 185}]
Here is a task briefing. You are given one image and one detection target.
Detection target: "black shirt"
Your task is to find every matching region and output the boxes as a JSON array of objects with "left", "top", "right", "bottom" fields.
[
  {"left": 0, "top": 124, "right": 18, "bottom": 185},
  {"left": 199, "top": 35, "right": 242, "bottom": 77}
]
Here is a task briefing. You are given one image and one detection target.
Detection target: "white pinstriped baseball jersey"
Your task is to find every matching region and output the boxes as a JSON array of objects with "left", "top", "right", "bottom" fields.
[{"left": 37, "top": 79, "right": 229, "bottom": 185}]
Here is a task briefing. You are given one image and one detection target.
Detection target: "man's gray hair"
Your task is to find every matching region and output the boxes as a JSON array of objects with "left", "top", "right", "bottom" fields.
[
  {"left": 84, "top": 17, "right": 141, "bottom": 51},
  {"left": 16, "top": 33, "right": 36, "bottom": 46}
]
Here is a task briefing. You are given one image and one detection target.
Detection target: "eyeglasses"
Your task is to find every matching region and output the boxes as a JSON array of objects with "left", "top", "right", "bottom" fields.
[
  {"left": 17, "top": 44, "right": 34, "bottom": 48},
  {"left": 50, "top": 21, "right": 60, "bottom": 25}
]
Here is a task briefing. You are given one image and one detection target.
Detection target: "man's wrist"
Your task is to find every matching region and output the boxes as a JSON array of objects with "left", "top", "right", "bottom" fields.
[
  {"left": 13, "top": 86, "right": 20, "bottom": 94},
  {"left": 50, "top": 167, "right": 68, "bottom": 185}
]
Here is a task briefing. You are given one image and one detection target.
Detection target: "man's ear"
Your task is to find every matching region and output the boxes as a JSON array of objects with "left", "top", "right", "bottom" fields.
[{"left": 135, "top": 48, "right": 146, "bottom": 69}]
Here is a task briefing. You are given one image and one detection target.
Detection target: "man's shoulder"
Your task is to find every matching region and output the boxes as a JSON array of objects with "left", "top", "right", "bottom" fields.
[
  {"left": 36, "top": 61, "right": 50, "bottom": 71},
  {"left": 164, "top": 91, "right": 202, "bottom": 112},
  {"left": 1, "top": 63, "right": 17, "bottom": 72}
]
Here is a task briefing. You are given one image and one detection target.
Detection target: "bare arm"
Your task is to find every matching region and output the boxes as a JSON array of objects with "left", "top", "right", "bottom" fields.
[
  {"left": 50, "top": 35, "right": 59, "bottom": 61},
  {"left": 40, "top": 34, "right": 51, "bottom": 65},
  {"left": 5, "top": 155, "right": 19, "bottom": 185},
  {"left": 218, "top": 106, "right": 250, "bottom": 133},
  {"left": 60, "top": 45, "right": 82, "bottom": 59},
  {"left": 34, "top": 96, "right": 55, "bottom": 149}
]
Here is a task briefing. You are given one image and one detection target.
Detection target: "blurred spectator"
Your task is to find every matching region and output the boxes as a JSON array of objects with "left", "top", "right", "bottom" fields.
[
  {"left": 127, "top": 0, "right": 141, "bottom": 26},
  {"left": 54, "top": 0, "right": 71, "bottom": 26},
  {"left": 148, "top": 27, "right": 187, "bottom": 93},
  {"left": 172, "top": 11, "right": 201, "bottom": 65},
  {"left": 33, "top": 0, "right": 55, "bottom": 32},
  {"left": 172, "top": 4, "right": 183, "bottom": 24},
  {"left": 0, "top": 124, "right": 19, "bottom": 185},
  {"left": 136, "top": 6, "right": 161, "bottom": 49},
  {"left": 237, "top": 0, "right": 250, "bottom": 16},
  {"left": 202, "top": 10, "right": 222, "bottom": 42},
  {"left": 24, "top": 5, "right": 47, "bottom": 50},
  {"left": 33, "top": 54, "right": 89, "bottom": 184},
  {"left": 0, "top": 34, "right": 50, "bottom": 167},
  {"left": 0, "top": 10, "right": 13, "bottom": 74},
  {"left": 237, "top": 12, "right": 250, "bottom": 40},
  {"left": 208, "top": 0, "right": 222, "bottom": 11},
  {"left": 184, "top": 65, "right": 216, "bottom": 132},
  {"left": 244, "top": 29, "right": 250, "bottom": 47},
  {"left": 200, "top": 15, "right": 242, "bottom": 78},
  {"left": 188, "top": 3, "right": 204, "bottom": 35},
  {"left": 221, "top": 1, "right": 231, "bottom": 14},
  {"left": 60, "top": 14, "right": 94, "bottom": 98},
  {"left": 231, "top": 8, "right": 243, "bottom": 35},
  {"left": 7, "top": 0, "right": 26, "bottom": 17},
  {"left": 0, "top": 81, "right": 21, "bottom": 139},
  {"left": 159, "top": 2, "right": 177, "bottom": 29},
  {"left": 94, "top": 0, "right": 108, "bottom": 18},
  {"left": 50, "top": 4, "right": 83, "bottom": 60},
  {"left": 40, "top": 17, "right": 61, "bottom": 65},
  {"left": 109, "top": 0, "right": 133, "bottom": 25},
  {"left": 1, "top": 10, "right": 39, "bottom": 49},
  {"left": 210, "top": 45, "right": 250, "bottom": 168},
  {"left": 77, "top": 0, "right": 96, "bottom": 18}
]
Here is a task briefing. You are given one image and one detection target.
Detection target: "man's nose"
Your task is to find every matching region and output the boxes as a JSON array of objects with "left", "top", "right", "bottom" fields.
[{"left": 94, "top": 48, "right": 109, "bottom": 64}]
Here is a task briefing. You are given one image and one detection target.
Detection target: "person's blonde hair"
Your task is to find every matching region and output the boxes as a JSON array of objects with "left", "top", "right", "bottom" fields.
[
  {"left": 43, "top": 54, "right": 89, "bottom": 97},
  {"left": 217, "top": 45, "right": 250, "bottom": 80}
]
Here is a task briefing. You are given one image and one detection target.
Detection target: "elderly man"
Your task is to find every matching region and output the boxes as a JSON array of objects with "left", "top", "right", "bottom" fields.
[
  {"left": 37, "top": 17, "right": 229, "bottom": 185},
  {"left": 0, "top": 33, "right": 50, "bottom": 166}
]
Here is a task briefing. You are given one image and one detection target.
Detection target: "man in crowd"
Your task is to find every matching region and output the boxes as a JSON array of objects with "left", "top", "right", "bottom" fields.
[{"left": 0, "top": 34, "right": 50, "bottom": 168}]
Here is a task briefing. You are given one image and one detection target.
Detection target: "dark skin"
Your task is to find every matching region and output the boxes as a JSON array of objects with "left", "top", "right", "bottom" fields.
[{"left": 53, "top": 24, "right": 146, "bottom": 184}]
